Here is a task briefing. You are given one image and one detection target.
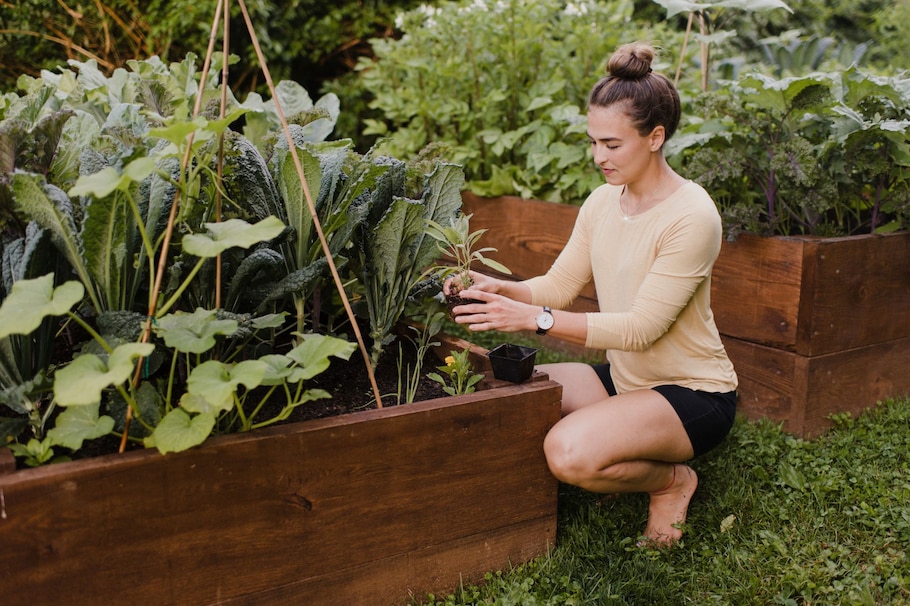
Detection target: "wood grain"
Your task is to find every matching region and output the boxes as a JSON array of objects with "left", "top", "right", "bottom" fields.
[{"left": 0, "top": 380, "right": 561, "bottom": 606}]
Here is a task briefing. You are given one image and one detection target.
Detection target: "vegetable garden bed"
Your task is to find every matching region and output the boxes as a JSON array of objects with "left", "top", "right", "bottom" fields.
[{"left": 0, "top": 358, "right": 562, "bottom": 606}]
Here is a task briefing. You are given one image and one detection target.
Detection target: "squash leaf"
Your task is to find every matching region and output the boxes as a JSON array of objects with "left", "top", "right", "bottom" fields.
[
  {"left": 47, "top": 403, "right": 115, "bottom": 450},
  {"left": 285, "top": 333, "right": 357, "bottom": 381},
  {"left": 154, "top": 308, "right": 239, "bottom": 354},
  {"left": 144, "top": 408, "right": 216, "bottom": 454},
  {"left": 182, "top": 216, "right": 285, "bottom": 258},
  {"left": 54, "top": 342, "right": 155, "bottom": 406},
  {"left": 0, "top": 274, "right": 84, "bottom": 339},
  {"left": 183, "top": 359, "right": 268, "bottom": 413}
]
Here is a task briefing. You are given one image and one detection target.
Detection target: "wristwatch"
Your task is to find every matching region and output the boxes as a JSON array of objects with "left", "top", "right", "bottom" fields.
[{"left": 535, "top": 306, "right": 554, "bottom": 335}]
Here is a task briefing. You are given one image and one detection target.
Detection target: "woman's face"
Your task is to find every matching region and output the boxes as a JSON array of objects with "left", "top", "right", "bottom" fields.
[{"left": 586, "top": 104, "right": 662, "bottom": 187}]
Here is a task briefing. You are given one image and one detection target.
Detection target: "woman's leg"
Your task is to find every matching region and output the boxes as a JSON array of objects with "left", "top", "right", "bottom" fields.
[
  {"left": 536, "top": 362, "right": 610, "bottom": 414},
  {"left": 539, "top": 363, "right": 697, "bottom": 545}
]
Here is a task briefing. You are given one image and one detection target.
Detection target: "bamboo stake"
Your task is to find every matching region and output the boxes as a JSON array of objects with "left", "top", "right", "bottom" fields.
[
  {"left": 120, "top": 0, "right": 227, "bottom": 452},
  {"left": 235, "top": 0, "right": 383, "bottom": 406},
  {"left": 214, "top": 0, "right": 230, "bottom": 311},
  {"left": 673, "top": 11, "right": 694, "bottom": 88}
]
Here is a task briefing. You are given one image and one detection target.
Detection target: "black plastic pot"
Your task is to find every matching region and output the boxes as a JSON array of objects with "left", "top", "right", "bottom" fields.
[{"left": 487, "top": 343, "right": 538, "bottom": 383}]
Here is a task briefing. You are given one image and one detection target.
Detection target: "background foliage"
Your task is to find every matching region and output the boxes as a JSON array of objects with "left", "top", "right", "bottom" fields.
[
  {"left": 4, "top": 0, "right": 909, "bottom": 99},
  {"left": 326, "top": 0, "right": 683, "bottom": 204},
  {"left": 0, "top": 0, "right": 423, "bottom": 95}
]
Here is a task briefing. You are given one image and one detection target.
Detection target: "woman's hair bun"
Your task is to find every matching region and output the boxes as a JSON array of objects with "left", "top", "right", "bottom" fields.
[{"left": 606, "top": 42, "right": 655, "bottom": 80}]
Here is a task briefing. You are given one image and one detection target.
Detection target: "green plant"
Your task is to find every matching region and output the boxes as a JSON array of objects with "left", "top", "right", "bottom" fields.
[
  {"left": 756, "top": 31, "right": 870, "bottom": 78},
  {"left": 668, "top": 68, "right": 910, "bottom": 238},
  {"left": 651, "top": 0, "right": 793, "bottom": 90},
  {"left": 1, "top": 52, "right": 473, "bottom": 463},
  {"left": 427, "top": 347, "right": 483, "bottom": 396},
  {"left": 423, "top": 213, "right": 511, "bottom": 297},
  {"left": 0, "top": 271, "right": 358, "bottom": 460},
  {"left": 339, "top": 0, "right": 680, "bottom": 203},
  {"left": 394, "top": 302, "right": 446, "bottom": 405},
  {"left": 352, "top": 155, "right": 465, "bottom": 366},
  {"left": 0, "top": 0, "right": 424, "bottom": 98}
]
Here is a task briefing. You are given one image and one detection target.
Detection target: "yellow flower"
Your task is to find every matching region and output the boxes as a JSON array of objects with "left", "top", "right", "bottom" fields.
[{"left": 445, "top": 356, "right": 455, "bottom": 366}]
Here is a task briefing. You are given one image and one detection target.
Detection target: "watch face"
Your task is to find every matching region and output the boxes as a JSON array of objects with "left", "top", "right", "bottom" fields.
[{"left": 537, "top": 311, "right": 554, "bottom": 330}]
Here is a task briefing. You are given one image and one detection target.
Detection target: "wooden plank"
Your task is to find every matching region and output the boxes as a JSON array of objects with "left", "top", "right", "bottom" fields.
[
  {"left": 724, "top": 335, "right": 910, "bottom": 437},
  {"left": 462, "top": 193, "right": 598, "bottom": 313},
  {"left": 801, "top": 335, "right": 910, "bottom": 437},
  {"left": 797, "top": 232, "right": 910, "bottom": 356},
  {"left": 0, "top": 446, "right": 14, "bottom": 475},
  {"left": 221, "top": 517, "right": 556, "bottom": 605},
  {"left": 711, "top": 235, "right": 804, "bottom": 350},
  {"left": 722, "top": 336, "right": 800, "bottom": 429},
  {"left": 0, "top": 381, "right": 562, "bottom": 606}
]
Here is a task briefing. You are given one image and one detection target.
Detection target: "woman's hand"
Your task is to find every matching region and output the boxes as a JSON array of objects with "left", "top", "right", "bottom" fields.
[
  {"left": 451, "top": 287, "right": 537, "bottom": 333},
  {"left": 442, "top": 270, "right": 501, "bottom": 296}
]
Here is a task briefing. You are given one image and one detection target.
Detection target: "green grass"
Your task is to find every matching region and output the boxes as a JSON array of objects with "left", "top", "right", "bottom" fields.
[{"left": 416, "top": 328, "right": 910, "bottom": 604}]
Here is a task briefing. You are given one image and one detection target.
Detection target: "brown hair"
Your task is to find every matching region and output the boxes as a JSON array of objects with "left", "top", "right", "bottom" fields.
[{"left": 587, "top": 42, "right": 681, "bottom": 142}]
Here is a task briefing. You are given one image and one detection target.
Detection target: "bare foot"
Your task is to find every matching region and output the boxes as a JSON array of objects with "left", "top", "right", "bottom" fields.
[{"left": 640, "top": 464, "right": 698, "bottom": 547}]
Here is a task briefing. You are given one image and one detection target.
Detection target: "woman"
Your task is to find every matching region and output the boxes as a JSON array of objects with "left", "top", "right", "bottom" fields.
[{"left": 452, "top": 42, "right": 738, "bottom": 546}]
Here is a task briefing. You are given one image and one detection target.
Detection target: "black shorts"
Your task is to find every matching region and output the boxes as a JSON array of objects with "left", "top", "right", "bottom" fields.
[{"left": 592, "top": 364, "right": 737, "bottom": 458}]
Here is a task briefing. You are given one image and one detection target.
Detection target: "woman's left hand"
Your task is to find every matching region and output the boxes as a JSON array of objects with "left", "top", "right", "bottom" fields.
[{"left": 451, "top": 288, "right": 536, "bottom": 333}]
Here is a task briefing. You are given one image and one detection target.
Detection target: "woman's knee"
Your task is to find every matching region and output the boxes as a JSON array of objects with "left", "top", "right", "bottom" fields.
[{"left": 544, "top": 423, "right": 597, "bottom": 484}]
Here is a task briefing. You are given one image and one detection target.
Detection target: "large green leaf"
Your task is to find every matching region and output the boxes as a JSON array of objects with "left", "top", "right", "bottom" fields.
[
  {"left": 652, "top": 0, "right": 791, "bottom": 18},
  {"left": 68, "top": 157, "right": 156, "bottom": 198},
  {"left": 271, "top": 140, "right": 325, "bottom": 262},
  {"left": 47, "top": 403, "right": 115, "bottom": 450},
  {"left": 49, "top": 111, "right": 100, "bottom": 188},
  {"left": 183, "top": 359, "right": 268, "bottom": 413},
  {"left": 10, "top": 172, "right": 99, "bottom": 310},
  {"left": 738, "top": 72, "right": 833, "bottom": 115},
  {"left": 144, "top": 408, "right": 216, "bottom": 454},
  {"left": 0, "top": 274, "right": 83, "bottom": 339},
  {"left": 54, "top": 342, "right": 155, "bottom": 407},
  {"left": 182, "top": 216, "right": 285, "bottom": 258},
  {"left": 154, "top": 308, "right": 238, "bottom": 354},
  {"left": 411, "top": 163, "right": 465, "bottom": 273},
  {"left": 285, "top": 333, "right": 357, "bottom": 381}
]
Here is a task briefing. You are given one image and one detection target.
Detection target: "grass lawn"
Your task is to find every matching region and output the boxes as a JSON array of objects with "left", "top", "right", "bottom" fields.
[{"left": 421, "top": 325, "right": 910, "bottom": 605}]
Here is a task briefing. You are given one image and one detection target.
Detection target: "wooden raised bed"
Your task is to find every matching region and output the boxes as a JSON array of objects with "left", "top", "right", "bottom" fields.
[
  {"left": 711, "top": 232, "right": 910, "bottom": 436},
  {"left": 463, "top": 192, "right": 910, "bottom": 437},
  {"left": 0, "top": 356, "right": 562, "bottom": 606}
]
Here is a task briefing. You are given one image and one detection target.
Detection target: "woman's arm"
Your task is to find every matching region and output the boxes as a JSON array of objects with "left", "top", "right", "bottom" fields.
[{"left": 453, "top": 279, "right": 590, "bottom": 347}]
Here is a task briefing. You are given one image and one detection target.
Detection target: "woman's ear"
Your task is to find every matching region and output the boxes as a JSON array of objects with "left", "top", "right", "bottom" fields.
[{"left": 648, "top": 126, "right": 666, "bottom": 151}]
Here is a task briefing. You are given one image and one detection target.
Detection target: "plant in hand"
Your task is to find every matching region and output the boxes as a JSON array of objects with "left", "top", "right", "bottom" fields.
[{"left": 423, "top": 213, "right": 511, "bottom": 314}]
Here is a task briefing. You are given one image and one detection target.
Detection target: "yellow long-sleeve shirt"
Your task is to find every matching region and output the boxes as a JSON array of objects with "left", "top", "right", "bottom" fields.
[{"left": 524, "top": 181, "right": 738, "bottom": 394}]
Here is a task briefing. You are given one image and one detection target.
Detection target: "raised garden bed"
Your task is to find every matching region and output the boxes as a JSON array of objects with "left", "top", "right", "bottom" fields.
[{"left": 0, "top": 338, "right": 562, "bottom": 606}]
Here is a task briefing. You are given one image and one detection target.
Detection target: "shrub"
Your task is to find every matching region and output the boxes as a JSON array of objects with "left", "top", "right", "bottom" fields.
[
  {"left": 0, "top": 0, "right": 423, "bottom": 97},
  {"left": 668, "top": 68, "right": 910, "bottom": 238},
  {"left": 332, "top": 0, "right": 683, "bottom": 204}
]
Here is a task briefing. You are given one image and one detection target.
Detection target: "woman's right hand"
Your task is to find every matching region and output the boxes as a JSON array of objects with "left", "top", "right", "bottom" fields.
[{"left": 443, "top": 270, "right": 502, "bottom": 296}]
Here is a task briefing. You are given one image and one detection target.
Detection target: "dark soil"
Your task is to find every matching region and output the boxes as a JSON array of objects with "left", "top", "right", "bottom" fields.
[
  {"left": 294, "top": 340, "right": 449, "bottom": 421},
  {"left": 445, "top": 293, "right": 484, "bottom": 317}
]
